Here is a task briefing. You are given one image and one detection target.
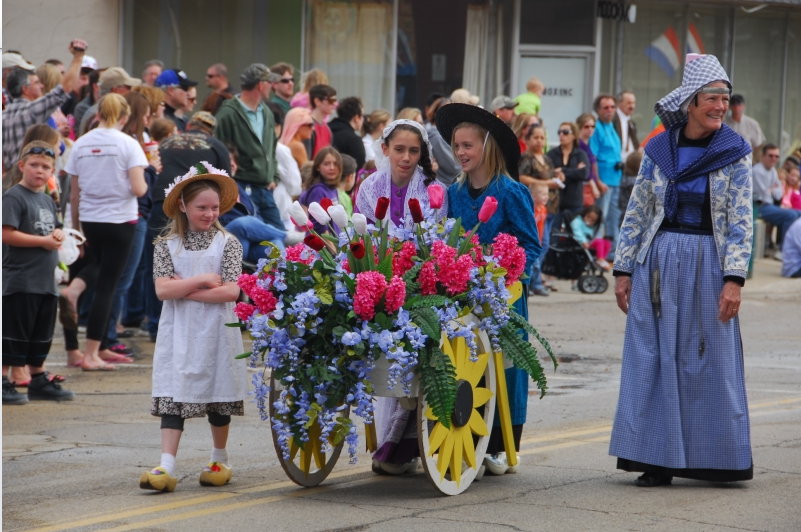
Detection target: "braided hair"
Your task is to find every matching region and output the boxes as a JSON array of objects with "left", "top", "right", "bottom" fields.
[{"left": 384, "top": 123, "right": 437, "bottom": 185}]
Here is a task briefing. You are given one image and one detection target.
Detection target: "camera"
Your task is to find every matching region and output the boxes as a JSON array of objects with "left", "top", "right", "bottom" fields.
[{"left": 614, "top": 162, "right": 625, "bottom": 171}]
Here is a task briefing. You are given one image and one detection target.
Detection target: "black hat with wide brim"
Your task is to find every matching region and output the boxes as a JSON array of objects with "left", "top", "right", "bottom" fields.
[{"left": 434, "top": 103, "right": 520, "bottom": 180}]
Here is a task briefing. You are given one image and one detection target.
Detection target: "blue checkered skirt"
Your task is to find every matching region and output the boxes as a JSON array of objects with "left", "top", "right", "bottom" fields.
[{"left": 609, "top": 231, "right": 752, "bottom": 470}]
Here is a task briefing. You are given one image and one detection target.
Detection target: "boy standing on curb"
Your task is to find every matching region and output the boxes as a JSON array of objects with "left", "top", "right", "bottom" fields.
[{"left": 3, "top": 141, "right": 75, "bottom": 404}]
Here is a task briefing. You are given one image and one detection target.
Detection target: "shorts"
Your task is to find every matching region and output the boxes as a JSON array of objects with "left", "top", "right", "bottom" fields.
[{"left": 2, "top": 293, "right": 57, "bottom": 367}]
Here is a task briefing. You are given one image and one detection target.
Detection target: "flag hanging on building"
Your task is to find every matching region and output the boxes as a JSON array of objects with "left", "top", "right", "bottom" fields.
[{"left": 645, "top": 24, "right": 705, "bottom": 78}]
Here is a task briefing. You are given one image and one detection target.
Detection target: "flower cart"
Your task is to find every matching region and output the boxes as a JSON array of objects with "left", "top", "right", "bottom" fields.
[{"left": 235, "top": 190, "right": 556, "bottom": 496}]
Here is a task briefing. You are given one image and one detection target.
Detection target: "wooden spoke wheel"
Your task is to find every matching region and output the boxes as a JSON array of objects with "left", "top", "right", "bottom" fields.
[
  {"left": 269, "top": 374, "right": 346, "bottom": 487},
  {"left": 417, "top": 317, "right": 496, "bottom": 495}
]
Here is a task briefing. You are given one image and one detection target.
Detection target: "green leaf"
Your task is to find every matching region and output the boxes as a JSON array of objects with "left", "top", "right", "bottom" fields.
[
  {"left": 419, "top": 345, "right": 457, "bottom": 429},
  {"left": 234, "top": 351, "right": 252, "bottom": 359},
  {"left": 365, "top": 233, "right": 376, "bottom": 271},
  {"left": 332, "top": 326, "right": 348, "bottom": 337},
  {"left": 402, "top": 262, "right": 423, "bottom": 284},
  {"left": 224, "top": 322, "right": 241, "bottom": 328},
  {"left": 320, "top": 233, "right": 340, "bottom": 244},
  {"left": 312, "top": 270, "right": 323, "bottom": 282},
  {"left": 316, "top": 286, "right": 333, "bottom": 305},
  {"left": 446, "top": 217, "right": 462, "bottom": 248},
  {"left": 409, "top": 306, "right": 441, "bottom": 340},
  {"left": 498, "top": 322, "right": 549, "bottom": 398},
  {"left": 509, "top": 311, "right": 558, "bottom": 371},
  {"left": 403, "top": 294, "right": 450, "bottom": 310},
  {"left": 377, "top": 254, "right": 393, "bottom": 280}
]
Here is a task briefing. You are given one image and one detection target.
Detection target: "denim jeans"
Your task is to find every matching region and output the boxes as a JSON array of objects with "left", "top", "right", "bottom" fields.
[
  {"left": 758, "top": 203, "right": 801, "bottom": 245},
  {"left": 224, "top": 215, "right": 286, "bottom": 263},
  {"left": 246, "top": 185, "right": 283, "bottom": 229},
  {"left": 596, "top": 185, "right": 620, "bottom": 258},
  {"left": 105, "top": 216, "right": 147, "bottom": 344},
  {"left": 123, "top": 224, "right": 149, "bottom": 326}
]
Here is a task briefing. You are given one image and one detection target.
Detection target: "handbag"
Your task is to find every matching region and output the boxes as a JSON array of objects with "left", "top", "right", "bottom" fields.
[{"left": 58, "top": 228, "right": 86, "bottom": 266}]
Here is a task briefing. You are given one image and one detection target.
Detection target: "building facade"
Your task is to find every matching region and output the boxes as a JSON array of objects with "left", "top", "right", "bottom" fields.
[{"left": 3, "top": 0, "right": 799, "bottom": 155}]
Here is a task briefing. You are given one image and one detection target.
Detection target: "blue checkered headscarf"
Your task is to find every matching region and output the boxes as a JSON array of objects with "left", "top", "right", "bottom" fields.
[{"left": 654, "top": 55, "right": 731, "bottom": 129}]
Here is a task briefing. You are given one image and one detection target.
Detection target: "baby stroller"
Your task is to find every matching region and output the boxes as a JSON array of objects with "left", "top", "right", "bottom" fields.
[{"left": 541, "top": 220, "right": 609, "bottom": 294}]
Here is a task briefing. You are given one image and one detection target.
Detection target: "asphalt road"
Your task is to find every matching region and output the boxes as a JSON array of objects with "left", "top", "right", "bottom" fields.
[{"left": 3, "top": 259, "right": 800, "bottom": 532}]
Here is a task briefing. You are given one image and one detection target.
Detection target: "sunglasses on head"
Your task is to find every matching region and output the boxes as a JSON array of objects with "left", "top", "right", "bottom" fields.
[
  {"left": 23, "top": 146, "right": 56, "bottom": 158},
  {"left": 558, "top": 129, "right": 572, "bottom": 136}
]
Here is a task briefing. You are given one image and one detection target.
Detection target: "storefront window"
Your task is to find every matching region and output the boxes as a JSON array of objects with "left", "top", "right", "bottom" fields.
[
  {"left": 784, "top": 13, "right": 801, "bottom": 157},
  {"left": 687, "top": 6, "right": 734, "bottom": 73},
  {"left": 620, "top": 2, "right": 687, "bottom": 131},
  {"left": 303, "top": 0, "right": 395, "bottom": 113},
  {"left": 732, "top": 9, "right": 786, "bottom": 145}
]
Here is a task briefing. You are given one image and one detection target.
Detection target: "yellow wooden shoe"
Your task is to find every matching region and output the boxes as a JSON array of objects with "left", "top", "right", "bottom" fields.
[
  {"left": 139, "top": 466, "right": 177, "bottom": 492},
  {"left": 199, "top": 462, "right": 232, "bottom": 486}
]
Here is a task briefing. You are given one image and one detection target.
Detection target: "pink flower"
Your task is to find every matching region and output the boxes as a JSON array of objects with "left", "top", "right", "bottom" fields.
[
  {"left": 234, "top": 302, "right": 256, "bottom": 321},
  {"left": 431, "top": 241, "right": 474, "bottom": 295},
  {"left": 418, "top": 261, "right": 439, "bottom": 295},
  {"left": 427, "top": 183, "right": 445, "bottom": 209},
  {"left": 493, "top": 233, "right": 527, "bottom": 286},
  {"left": 353, "top": 271, "right": 389, "bottom": 321},
  {"left": 250, "top": 286, "right": 278, "bottom": 314},
  {"left": 285, "top": 243, "right": 313, "bottom": 265},
  {"left": 478, "top": 196, "right": 498, "bottom": 223},
  {"left": 384, "top": 276, "right": 407, "bottom": 314},
  {"left": 238, "top": 273, "right": 257, "bottom": 296},
  {"left": 392, "top": 241, "right": 417, "bottom": 277}
]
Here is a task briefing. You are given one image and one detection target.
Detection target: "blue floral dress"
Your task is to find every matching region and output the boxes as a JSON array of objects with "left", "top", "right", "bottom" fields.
[{"left": 448, "top": 175, "right": 541, "bottom": 441}]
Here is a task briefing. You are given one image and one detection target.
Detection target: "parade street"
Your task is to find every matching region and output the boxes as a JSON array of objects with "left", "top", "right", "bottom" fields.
[{"left": 3, "top": 258, "right": 800, "bottom": 532}]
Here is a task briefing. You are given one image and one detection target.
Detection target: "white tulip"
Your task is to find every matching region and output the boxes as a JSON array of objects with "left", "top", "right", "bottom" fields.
[
  {"left": 308, "top": 202, "right": 331, "bottom": 225},
  {"left": 351, "top": 213, "right": 368, "bottom": 235},
  {"left": 289, "top": 201, "right": 308, "bottom": 226},
  {"left": 328, "top": 204, "right": 349, "bottom": 229}
]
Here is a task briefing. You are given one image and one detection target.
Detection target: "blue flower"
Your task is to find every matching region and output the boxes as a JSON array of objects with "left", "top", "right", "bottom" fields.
[{"left": 341, "top": 331, "right": 362, "bottom": 346}]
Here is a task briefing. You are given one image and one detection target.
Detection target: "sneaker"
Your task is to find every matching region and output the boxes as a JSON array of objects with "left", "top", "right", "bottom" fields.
[
  {"left": 374, "top": 460, "right": 410, "bottom": 475},
  {"left": 595, "top": 258, "right": 612, "bottom": 271},
  {"left": 531, "top": 287, "right": 550, "bottom": 297},
  {"left": 108, "top": 343, "right": 133, "bottom": 355},
  {"left": 140, "top": 466, "right": 177, "bottom": 492},
  {"left": 506, "top": 454, "right": 521, "bottom": 474},
  {"left": 483, "top": 453, "right": 508, "bottom": 475},
  {"left": 2, "top": 377, "right": 28, "bottom": 405},
  {"left": 774, "top": 250, "right": 783, "bottom": 261},
  {"left": 27, "top": 372, "right": 75, "bottom": 402},
  {"left": 199, "top": 462, "right": 232, "bottom": 486}
]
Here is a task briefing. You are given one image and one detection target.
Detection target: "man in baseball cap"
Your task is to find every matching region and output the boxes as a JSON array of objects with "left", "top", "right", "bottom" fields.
[
  {"left": 78, "top": 66, "right": 141, "bottom": 135},
  {"left": 156, "top": 69, "right": 198, "bottom": 131},
  {"left": 3, "top": 53, "right": 36, "bottom": 108},
  {"left": 491, "top": 95, "right": 519, "bottom": 126}
]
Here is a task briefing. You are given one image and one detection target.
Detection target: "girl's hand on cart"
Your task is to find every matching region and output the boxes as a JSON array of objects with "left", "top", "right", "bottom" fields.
[{"left": 615, "top": 275, "right": 631, "bottom": 314}]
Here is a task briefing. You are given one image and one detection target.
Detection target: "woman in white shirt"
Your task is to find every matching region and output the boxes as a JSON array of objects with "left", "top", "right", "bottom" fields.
[
  {"left": 64, "top": 94, "right": 149, "bottom": 370},
  {"left": 362, "top": 109, "right": 390, "bottom": 164}
]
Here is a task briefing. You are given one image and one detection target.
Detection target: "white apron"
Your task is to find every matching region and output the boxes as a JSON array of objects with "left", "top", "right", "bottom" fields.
[{"left": 152, "top": 232, "right": 247, "bottom": 405}]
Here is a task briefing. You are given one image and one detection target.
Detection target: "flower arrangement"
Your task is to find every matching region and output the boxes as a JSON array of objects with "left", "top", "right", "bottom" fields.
[{"left": 235, "top": 184, "right": 556, "bottom": 464}]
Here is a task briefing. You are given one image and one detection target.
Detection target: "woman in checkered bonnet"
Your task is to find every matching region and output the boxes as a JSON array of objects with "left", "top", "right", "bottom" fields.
[{"left": 608, "top": 54, "right": 754, "bottom": 487}]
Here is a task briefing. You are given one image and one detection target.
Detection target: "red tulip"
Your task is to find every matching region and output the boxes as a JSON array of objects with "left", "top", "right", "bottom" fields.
[
  {"left": 320, "top": 197, "right": 333, "bottom": 212},
  {"left": 478, "top": 196, "right": 498, "bottom": 223},
  {"left": 375, "top": 197, "right": 390, "bottom": 220},
  {"left": 408, "top": 198, "right": 425, "bottom": 223},
  {"left": 427, "top": 183, "right": 445, "bottom": 209},
  {"left": 303, "top": 234, "right": 326, "bottom": 251},
  {"left": 350, "top": 241, "right": 366, "bottom": 259}
]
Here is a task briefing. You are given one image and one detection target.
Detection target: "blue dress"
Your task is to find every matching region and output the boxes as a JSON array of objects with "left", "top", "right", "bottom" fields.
[{"left": 448, "top": 176, "right": 542, "bottom": 427}]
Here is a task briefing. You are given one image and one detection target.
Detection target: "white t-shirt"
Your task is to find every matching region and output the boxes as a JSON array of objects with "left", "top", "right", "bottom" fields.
[
  {"left": 64, "top": 127, "right": 149, "bottom": 223},
  {"left": 274, "top": 142, "right": 303, "bottom": 229},
  {"left": 363, "top": 133, "right": 376, "bottom": 163}
]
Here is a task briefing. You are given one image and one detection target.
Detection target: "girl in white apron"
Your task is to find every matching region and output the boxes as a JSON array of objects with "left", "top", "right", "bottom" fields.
[{"left": 140, "top": 163, "right": 246, "bottom": 493}]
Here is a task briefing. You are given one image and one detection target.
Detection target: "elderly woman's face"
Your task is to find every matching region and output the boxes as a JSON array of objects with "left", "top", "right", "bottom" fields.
[{"left": 687, "top": 82, "right": 729, "bottom": 133}]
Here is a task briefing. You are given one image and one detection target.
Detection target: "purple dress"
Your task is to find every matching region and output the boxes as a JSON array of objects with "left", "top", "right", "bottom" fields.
[
  {"left": 299, "top": 182, "right": 339, "bottom": 233},
  {"left": 353, "top": 181, "right": 409, "bottom": 228}
]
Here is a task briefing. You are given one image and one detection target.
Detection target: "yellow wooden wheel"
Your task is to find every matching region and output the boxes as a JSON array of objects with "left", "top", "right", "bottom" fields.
[
  {"left": 269, "top": 375, "right": 346, "bottom": 487},
  {"left": 417, "top": 315, "right": 496, "bottom": 495}
]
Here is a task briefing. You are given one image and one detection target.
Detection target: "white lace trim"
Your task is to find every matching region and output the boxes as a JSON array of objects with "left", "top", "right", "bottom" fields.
[
  {"left": 354, "top": 166, "right": 448, "bottom": 230},
  {"left": 372, "top": 119, "right": 434, "bottom": 170}
]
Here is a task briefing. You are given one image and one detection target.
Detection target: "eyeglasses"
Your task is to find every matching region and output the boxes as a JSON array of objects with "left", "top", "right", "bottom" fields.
[
  {"left": 23, "top": 146, "right": 56, "bottom": 158},
  {"left": 558, "top": 129, "right": 573, "bottom": 136},
  {"left": 325, "top": 97, "right": 337, "bottom": 104},
  {"left": 278, "top": 78, "right": 294, "bottom": 84},
  {"left": 582, "top": 124, "right": 595, "bottom": 129}
]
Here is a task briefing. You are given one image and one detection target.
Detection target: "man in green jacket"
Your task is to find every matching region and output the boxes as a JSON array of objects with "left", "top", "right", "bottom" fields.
[{"left": 214, "top": 63, "right": 282, "bottom": 228}]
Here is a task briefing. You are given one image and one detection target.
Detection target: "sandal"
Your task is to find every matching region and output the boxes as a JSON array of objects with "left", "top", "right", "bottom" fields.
[{"left": 99, "top": 353, "right": 133, "bottom": 364}]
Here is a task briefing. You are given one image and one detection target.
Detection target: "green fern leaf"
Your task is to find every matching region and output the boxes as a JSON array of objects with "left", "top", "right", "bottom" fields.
[
  {"left": 402, "top": 263, "right": 423, "bottom": 284},
  {"left": 509, "top": 311, "right": 558, "bottom": 371},
  {"left": 403, "top": 294, "right": 450, "bottom": 310},
  {"left": 498, "top": 323, "right": 549, "bottom": 398},
  {"left": 419, "top": 345, "right": 457, "bottom": 429},
  {"left": 409, "top": 306, "right": 441, "bottom": 340}
]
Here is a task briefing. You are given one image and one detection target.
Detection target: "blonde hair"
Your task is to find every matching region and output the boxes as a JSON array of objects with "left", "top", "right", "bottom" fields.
[
  {"left": 132, "top": 85, "right": 165, "bottom": 115},
  {"left": 159, "top": 180, "right": 226, "bottom": 242},
  {"left": 526, "top": 77, "right": 544, "bottom": 93},
  {"left": 10, "top": 125, "right": 61, "bottom": 186},
  {"left": 302, "top": 69, "right": 329, "bottom": 92},
  {"left": 451, "top": 122, "right": 509, "bottom": 188},
  {"left": 35, "top": 63, "right": 62, "bottom": 94},
  {"left": 98, "top": 93, "right": 131, "bottom": 125},
  {"left": 363, "top": 109, "right": 391, "bottom": 135},
  {"left": 512, "top": 113, "right": 535, "bottom": 138},
  {"left": 396, "top": 107, "right": 422, "bottom": 123}
]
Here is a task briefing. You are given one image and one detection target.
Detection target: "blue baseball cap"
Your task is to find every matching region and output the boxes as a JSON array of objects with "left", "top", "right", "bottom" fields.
[{"left": 155, "top": 69, "right": 198, "bottom": 90}]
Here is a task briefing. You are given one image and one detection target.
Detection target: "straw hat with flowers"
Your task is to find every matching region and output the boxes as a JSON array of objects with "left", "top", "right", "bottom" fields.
[{"left": 163, "top": 161, "right": 239, "bottom": 218}]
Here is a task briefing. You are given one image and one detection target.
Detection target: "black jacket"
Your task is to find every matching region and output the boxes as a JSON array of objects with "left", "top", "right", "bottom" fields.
[
  {"left": 329, "top": 117, "right": 366, "bottom": 170},
  {"left": 546, "top": 146, "right": 590, "bottom": 212}
]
